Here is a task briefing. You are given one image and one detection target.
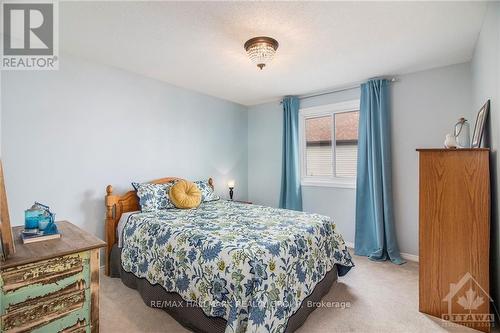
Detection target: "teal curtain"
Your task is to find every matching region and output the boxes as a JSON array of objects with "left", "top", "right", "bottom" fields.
[
  {"left": 279, "top": 96, "right": 302, "bottom": 211},
  {"left": 355, "top": 79, "right": 404, "bottom": 264}
]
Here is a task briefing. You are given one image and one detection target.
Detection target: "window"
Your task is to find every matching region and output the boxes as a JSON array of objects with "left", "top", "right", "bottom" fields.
[{"left": 299, "top": 101, "right": 359, "bottom": 188}]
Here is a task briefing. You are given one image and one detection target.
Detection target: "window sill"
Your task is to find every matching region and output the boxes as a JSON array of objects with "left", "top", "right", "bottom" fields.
[{"left": 301, "top": 179, "right": 356, "bottom": 189}]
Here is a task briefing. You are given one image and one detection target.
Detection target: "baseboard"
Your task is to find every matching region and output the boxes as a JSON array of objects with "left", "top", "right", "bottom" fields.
[
  {"left": 344, "top": 241, "right": 419, "bottom": 262},
  {"left": 400, "top": 252, "right": 419, "bottom": 262}
]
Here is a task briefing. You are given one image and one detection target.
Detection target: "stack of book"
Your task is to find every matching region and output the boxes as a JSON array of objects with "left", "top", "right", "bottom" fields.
[{"left": 21, "top": 229, "right": 61, "bottom": 244}]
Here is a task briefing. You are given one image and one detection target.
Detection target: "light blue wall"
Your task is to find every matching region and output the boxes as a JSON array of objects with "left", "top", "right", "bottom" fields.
[
  {"left": 0, "top": 47, "right": 482, "bottom": 261},
  {"left": 471, "top": 1, "right": 500, "bottom": 315},
  {"left": 248, "top": 63, "right": 473, "bottom": 256},
  {"left": 1, "top": 55, "right": 248, "bottom": 241},
  {"left": 297, "top": 89, "right": 361, "bottom": 244},
  {"left": 247, "top": 89, "right": 360, "bottom": 243},
  {"left": 391, "top": 63, "right": 472, "bottom": 256},
  {"left": 247, "top": 101, "right": 283, "bottom": 208}
]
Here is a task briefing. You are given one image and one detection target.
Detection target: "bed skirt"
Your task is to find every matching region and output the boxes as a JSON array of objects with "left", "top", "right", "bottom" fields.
[{"left": 110, "top": 244, "right": 338, "bottom": 333}]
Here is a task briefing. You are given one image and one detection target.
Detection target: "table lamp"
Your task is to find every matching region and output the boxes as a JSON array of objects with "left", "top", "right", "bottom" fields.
[{"left": 228, "top": 180, "right": 235, "bottom": 200}]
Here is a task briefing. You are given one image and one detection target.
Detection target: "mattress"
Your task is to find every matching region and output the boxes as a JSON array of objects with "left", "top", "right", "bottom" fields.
[
  {"left": 117, "top": 211, "right": 138, "bottom": 247},
  {"left": 119, "top": 200, "right": 353, "bottom": 332}
]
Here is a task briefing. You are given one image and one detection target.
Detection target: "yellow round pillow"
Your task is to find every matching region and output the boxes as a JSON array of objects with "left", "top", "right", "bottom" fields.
[{"left": 169, "top": 180, "right": 202, "bottom": 209}]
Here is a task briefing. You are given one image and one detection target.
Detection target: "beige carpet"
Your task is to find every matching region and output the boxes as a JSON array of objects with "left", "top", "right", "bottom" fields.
[{"left": 100, "top": 253, "right": 489, "bottom": 333}]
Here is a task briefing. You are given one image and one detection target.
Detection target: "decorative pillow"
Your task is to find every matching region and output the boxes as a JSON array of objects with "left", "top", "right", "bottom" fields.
[
  {"left": 193, "top": 179, "right": 220, "bottom": 202},
  {"left": 132, "top": 182, "right": 175, "bottom": 212},
  {"left": 169, "top": 180, "right": 202, "bottom": 209}
]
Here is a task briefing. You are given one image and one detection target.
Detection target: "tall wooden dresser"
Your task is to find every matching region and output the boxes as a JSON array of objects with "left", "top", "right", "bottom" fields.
[
  {"left": 0, "top": 221, "right": 106, "bottom": 333},
  {"left": 418, "top": 149, "right": 491, "bottom": 332}
]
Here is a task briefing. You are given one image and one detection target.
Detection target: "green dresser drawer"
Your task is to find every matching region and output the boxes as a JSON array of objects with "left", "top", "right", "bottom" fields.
[
  {"left": 0, "top": 251, "right": 91, "bottom": 333},
  {"left": 0, "top": 222, "right": 105, "bottom": 333}
]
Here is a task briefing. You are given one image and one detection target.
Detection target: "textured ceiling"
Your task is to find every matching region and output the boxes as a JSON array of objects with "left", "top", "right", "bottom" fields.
[{"left": 60, "top": 1, "right": 487, "bottom": 106}]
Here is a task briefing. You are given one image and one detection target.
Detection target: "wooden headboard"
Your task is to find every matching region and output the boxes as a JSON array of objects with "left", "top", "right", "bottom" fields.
[{"left": 104, "top": 177, "right": 213, "bottom": 276}]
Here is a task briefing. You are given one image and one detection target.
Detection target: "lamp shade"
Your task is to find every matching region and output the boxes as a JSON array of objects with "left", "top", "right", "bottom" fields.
[{"left": 228, "top": 180, "right": 235, "bottom": 188}]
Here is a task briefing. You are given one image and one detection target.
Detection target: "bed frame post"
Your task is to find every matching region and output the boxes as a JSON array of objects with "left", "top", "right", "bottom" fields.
[{"left": 105, "top": 185, "right": 117, "bottom": 276}]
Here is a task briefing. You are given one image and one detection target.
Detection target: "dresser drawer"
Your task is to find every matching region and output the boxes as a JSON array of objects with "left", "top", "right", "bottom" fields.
[
  {"left": 0, "top": 223, "right": 105, "bottom": 333},
  {"left": 0, "top": 252, "right": 90, "bottom": 313},
  {"left": 2, "top": 283, "right": 90, "bottom": 333},
  {"left": 0, "top": 251, "right": 92, "bottom": 333},
  {"left": 1, "top": 252, "right": 89, "bottom": 293}
]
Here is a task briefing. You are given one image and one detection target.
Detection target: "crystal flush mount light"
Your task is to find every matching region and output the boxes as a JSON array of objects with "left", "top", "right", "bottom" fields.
[{"left": 244, "top": 36, "right": 279, "bottom": 70}]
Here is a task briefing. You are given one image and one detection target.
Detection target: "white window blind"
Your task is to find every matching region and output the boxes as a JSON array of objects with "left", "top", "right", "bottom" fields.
[{"left": 300, "top": 101, "right": 360, "bottom": 188}]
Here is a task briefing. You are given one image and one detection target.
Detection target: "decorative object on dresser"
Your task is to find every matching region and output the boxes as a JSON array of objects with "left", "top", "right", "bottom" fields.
[
  {"left": 444, "top": 133, "right": 457, "bottom": 149},
  {"left": 417, "top": 149, "right": 491, "bottom": 332},
  {"left": 0, "top": 221, "right": 106, "bottom": 332},
  {"left": 24, "top": 202, "right": 56, "bottom": 233},
  {"left": 453, "top": 117, "right": 470, "bottom": 148},
  {"left": 228, "top": 180, "right": 235, "bottom": 200},
  {"left": 0, "top": 160, "right": 15, "bottom": 259},
  {"left": 22, "top": 202, "right": 60, "bottom": 243},
  {"left": 471, "top": 100, "right": 490, "bottom": 148},
  {"left": 21, "top": 230, "right": 61, "bottom": 244}
]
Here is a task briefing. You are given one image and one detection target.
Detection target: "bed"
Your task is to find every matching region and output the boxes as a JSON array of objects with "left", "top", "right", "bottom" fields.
[{"left": 105, "top": 177, "right": 353, "bottom": 333}]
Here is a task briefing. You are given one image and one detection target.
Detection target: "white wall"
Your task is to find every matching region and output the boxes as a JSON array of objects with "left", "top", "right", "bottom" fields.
[
  {"left": 1, "top": 55, "right": 248, "bottom": 242},
  {"left": 248, "top": 62, "right": 473, "bottom": 256},
  {"left": 470, "top": 1, "right": 500, "bottom": 314}
]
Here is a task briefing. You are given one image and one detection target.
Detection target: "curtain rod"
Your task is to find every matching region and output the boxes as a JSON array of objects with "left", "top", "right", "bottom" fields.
[{"left": 281, "top": 77, "right": 398, "bottom": 104}]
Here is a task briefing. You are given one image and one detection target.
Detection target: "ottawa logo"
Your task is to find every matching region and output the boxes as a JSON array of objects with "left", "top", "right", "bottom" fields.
[{"left": 442, "top": 272, "right": 494, "bottom": 330}]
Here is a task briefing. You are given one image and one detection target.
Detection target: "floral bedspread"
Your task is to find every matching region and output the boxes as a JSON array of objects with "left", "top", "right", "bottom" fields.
[{"left": 121, "top": 200, "right": 353, "bottom": 333}]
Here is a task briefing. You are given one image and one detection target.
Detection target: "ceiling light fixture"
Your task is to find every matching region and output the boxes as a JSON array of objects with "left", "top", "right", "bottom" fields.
[{"left": 244, "top": 36, "right": 279, "bottom": 70}]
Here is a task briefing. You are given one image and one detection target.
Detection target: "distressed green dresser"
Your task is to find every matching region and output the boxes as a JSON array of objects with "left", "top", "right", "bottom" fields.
[{"left": 0, "top": 221, "right": 106, "bottom": 333}]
